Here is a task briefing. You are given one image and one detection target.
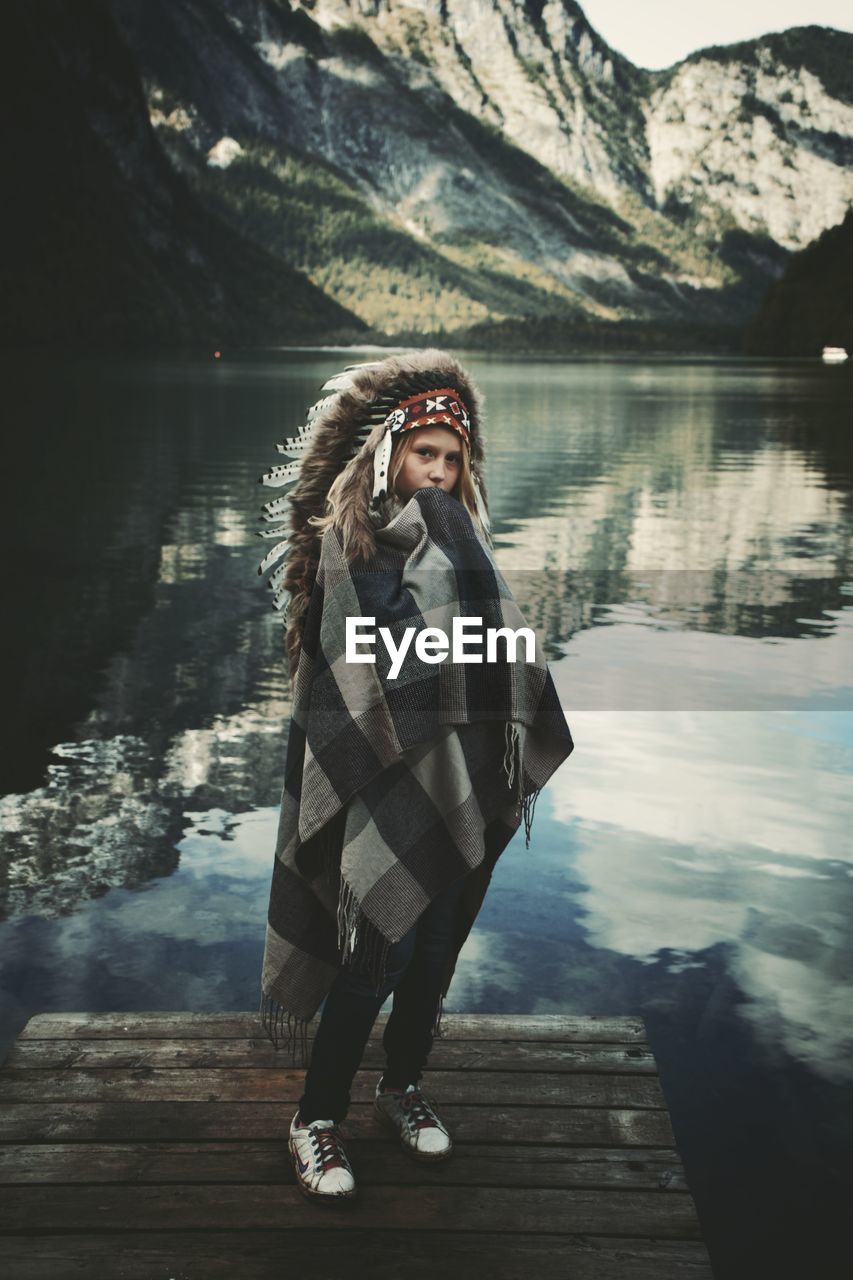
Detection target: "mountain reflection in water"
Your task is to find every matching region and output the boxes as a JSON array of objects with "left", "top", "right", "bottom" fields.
[{"left": 1, "top": 350, "right": 851, "bottom": 1278}]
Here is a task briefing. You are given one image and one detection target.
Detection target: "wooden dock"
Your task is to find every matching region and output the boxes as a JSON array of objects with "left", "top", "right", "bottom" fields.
[{"left": 0, "top": 1012, "right": 713, "bottom": 1278}]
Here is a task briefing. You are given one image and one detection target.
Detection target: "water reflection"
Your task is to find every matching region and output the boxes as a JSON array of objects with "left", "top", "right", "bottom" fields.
[
  {"left": 545, "top": 709, "right": 853, "bottom": 1084},
  {"left": 1, "top": 350, "right": 852, "bottom": 1274}
]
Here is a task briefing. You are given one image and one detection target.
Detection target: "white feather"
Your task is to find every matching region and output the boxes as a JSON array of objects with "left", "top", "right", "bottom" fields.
[
  {"left": 258, "top": 361, "right": 385, "bottom": 618},
  {"left": 257, "top": 539, "right": 290, "bottom": 576},
  {"left": 306, "top": 394, "right": 337, "bottom": 423},
  {"left": 277, "top": 421, "right": 318, "bottom": 456},
  {"left": 473, "top": 473, "right": 491, "bottom": 532},
  {"left": 260, "top": 460, "right": 302, "bottom": 488},
  {"left": 321, "top": 361, "right": 383, "bottom": 392},
  {"left": 276, "top": 436, "right": 314, "bottom": 458},
  {"left": 371, "top": 426, "right": 393, "bottom": 501},
  {"left": 261, "top": 494, "right": 292, "bottom": 520},
  {"left": 320, "top": 372, "right": 356, "bottom": 393}
]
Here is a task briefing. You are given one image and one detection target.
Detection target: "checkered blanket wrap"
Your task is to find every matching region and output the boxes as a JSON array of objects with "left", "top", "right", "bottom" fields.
[{"left": 259, "top": 487, "right": 573, "bottom": 1061}]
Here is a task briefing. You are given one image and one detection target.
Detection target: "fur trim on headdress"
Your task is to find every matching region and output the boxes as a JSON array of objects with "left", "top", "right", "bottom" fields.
[{"left": 257, "top": 349, "right": 490, "bottom": 679}]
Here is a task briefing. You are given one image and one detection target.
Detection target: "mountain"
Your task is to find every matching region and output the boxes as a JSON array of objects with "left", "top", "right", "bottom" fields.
[
  {"left": 107, "top": 0, "right": 853, "bottom": 342},
  {"left": 744, "top": 206, "right": 853, "bottom": 355},
  {"left": 107, "top": 0, "right": 689, "bottom": 341},
  {"left": 645, "top": 26, "right": 852, "bottom": 251},
  {"left": 3, "top": 1, "right": 851, "bottom": 348},
  {"left": 1, "top": 0, "right": 363, "bottom": 347}
]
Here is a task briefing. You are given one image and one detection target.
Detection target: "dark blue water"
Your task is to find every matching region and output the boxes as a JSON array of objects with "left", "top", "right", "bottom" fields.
[{"left": 1, "top": 348, "right": 852, "bottom": 1277}]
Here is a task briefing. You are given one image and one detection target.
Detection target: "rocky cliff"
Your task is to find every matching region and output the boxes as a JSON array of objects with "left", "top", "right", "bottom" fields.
[
  {"left": 645, "top": 29, "right": 852, "bottom": 251},
  {"left": 110, "top": 0, "right": 851, "bottom": 340},
  {"left": 5, "top": 0, "right": 852, "bottom": 347}
]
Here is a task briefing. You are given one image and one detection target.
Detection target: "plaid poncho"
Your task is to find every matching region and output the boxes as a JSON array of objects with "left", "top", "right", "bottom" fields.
[{"left": 259, "top": 486, "right": 573, "bottom": 1062}]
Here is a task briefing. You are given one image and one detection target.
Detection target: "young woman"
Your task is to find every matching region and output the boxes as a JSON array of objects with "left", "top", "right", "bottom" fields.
[{"left": 256, "top": 350, "right": 573, "bottom": 1203}]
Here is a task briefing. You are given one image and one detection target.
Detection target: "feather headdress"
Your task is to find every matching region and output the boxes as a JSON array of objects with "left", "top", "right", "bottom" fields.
[{"left": 256, "top": 349, "right": 491, "bottom": 678}]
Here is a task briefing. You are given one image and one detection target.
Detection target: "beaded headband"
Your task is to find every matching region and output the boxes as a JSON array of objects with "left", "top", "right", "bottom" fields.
[{"left": 382, "top": 387, "right": 473, "bottom": 447}]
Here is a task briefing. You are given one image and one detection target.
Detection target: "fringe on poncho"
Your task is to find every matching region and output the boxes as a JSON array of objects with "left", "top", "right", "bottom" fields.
[{"left": 259, "top": 486, "right": 573, "bottom": 1064}]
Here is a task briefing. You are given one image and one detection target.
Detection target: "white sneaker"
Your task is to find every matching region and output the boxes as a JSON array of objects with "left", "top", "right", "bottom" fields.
[
  {"left": 374, "top": 1078, "right": 453, "bottom": 1161},
  {"left": 288, "top": 1111, "right": 357, "bottom": 1200}
]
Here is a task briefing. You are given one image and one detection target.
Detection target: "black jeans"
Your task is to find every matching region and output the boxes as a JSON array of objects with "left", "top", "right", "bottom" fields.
[{"left": 298, "top": 871, "right": 469, "bottom": 1124}]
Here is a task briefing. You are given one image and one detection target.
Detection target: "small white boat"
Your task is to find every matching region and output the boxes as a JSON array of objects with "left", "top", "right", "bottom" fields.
[{"left": 822, "top": 346, "right": 848, "bottom": 363}]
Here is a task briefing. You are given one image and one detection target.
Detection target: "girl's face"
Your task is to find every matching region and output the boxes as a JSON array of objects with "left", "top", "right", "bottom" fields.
[{"left": 393, "top": 427, "right": 464, "bottom": 501}]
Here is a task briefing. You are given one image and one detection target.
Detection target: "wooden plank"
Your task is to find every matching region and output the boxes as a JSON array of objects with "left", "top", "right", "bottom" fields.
[
  {"left": 0, "top": 1184, "right": 705, "bottom": 1237},
  {"left": 0, "top": 1232, "right": 715, "bottom": 1280},
  {"left": 4, "top": 1038, "right": 657, "bottom": 1074},
  {"left": 0, "top": 1102, "right": 676, "bottom": 1146},
  {"left": 14, "top": 1012, "right": 648, "bottom": 1042},
  {"left": 0, "top": 1141, "right": 689, "bottom": 1191},
  {"left": 0, "top": 1012, "right": 710, "bottom": 1274},
  {"left": 0, "top": 1068, "right": 667, "bottom": 1108}
]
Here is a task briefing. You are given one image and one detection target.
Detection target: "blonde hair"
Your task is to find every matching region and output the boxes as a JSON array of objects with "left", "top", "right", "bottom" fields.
[{"left": 309, "top": 427, "right": 485, "bottom": 560}]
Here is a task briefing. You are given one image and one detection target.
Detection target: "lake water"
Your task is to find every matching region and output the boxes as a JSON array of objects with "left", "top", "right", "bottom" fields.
[{"left": 1, "top": 349, "right": 852, "bottom": 1277}]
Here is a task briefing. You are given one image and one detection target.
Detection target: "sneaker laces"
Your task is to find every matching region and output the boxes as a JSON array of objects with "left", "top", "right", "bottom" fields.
[
  {"left": 306, "top": 1122, "right": 352, "bottom": 1173},
  {"left": 401, "top": 1086, "right": 443, "bottom": 1132}
]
